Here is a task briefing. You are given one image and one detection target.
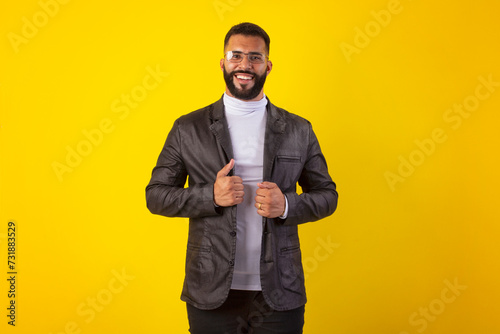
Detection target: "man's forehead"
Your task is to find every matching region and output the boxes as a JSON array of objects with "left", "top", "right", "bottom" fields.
[{"left": 225, "top": 34, "right": 266, "bottom": 51}]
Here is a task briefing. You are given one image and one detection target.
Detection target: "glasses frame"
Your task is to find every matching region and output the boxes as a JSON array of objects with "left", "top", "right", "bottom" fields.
[{"left": 224, "top": 51, "right": 269, "bottom": 64}]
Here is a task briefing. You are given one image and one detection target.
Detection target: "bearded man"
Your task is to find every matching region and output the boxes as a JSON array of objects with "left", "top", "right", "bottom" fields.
[{"left": 146, "top": 22, "right": 338, "bottom": 334}]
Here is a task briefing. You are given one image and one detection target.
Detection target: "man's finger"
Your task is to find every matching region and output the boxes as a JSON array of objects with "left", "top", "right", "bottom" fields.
[
  {"left": 232, "top": 176, "right": 243, "bottom": 184},
  {"left": 233, "top": 182, "right": 244, "bottom": 191},
  {"left": 217, "top": 159, "right": 234, "bottom": 178},
  {"left": 257, "top": 181, "right": 277, "bottom": 189}
]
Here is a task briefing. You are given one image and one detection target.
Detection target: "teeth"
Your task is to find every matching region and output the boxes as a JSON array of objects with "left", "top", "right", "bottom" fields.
[{"left": 236, "top": 75, "right": 252, "bottom": 80}]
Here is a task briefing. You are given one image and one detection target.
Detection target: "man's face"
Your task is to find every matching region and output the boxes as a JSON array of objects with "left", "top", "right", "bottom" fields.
[{"left": 220, "top": 34, "right": 272, "bottom": 101}]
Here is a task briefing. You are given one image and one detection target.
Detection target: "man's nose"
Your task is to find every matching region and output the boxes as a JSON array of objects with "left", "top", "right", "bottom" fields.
[{"left": 238, "top": 55, "right": 252, "bottom": 70}]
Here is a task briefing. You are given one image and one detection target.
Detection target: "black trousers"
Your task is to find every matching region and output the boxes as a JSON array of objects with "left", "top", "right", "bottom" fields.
[{"left": 186, "top": 289, "right": 305, "bottom": 334}]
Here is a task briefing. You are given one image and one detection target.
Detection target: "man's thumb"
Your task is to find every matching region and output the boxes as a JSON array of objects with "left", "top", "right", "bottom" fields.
[{"left": 217, "top": 159, "right": 234, "bottom": 178}]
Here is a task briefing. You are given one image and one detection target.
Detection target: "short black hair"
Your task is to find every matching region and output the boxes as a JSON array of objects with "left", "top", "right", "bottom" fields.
[{"left": 224, "top": 22, "right": 270, "bottom": 55}]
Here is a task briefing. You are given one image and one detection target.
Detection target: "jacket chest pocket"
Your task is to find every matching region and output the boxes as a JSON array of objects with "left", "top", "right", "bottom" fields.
[{"left": 272, "top": 155, "right": 303, "bottom": 190}]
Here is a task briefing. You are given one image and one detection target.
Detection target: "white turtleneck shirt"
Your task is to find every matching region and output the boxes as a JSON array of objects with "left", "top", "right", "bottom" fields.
[{"left": 223, "top": 92, "right": 267, "bottom": 291}]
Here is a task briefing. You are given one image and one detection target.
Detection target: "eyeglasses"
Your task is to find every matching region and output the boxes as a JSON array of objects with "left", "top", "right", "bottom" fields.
[{"left": 224, "top": 51, "right": 268, "bottom": 64}]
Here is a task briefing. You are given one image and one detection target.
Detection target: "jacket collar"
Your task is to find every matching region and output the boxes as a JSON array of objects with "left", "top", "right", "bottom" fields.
[{"left": 209, "top": 95, "right": 287, "bottom": 179}]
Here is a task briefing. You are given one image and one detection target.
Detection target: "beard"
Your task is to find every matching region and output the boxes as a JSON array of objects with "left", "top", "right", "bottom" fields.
[{"left": 223, "top": 67, "right": 267, "bottom": 101}]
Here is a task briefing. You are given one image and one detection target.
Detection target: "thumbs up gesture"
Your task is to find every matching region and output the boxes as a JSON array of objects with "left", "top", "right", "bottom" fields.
[{"left": 214, "top": 159, "right": 244, "bottom": 207}]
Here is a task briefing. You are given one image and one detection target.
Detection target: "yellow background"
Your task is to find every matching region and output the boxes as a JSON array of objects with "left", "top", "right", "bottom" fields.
[{"left": 1, "top": 0, "right": 499, "bottom": 333}]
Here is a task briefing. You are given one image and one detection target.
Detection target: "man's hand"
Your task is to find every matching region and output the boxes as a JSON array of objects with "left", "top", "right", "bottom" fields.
[
  {"left": 214, "top": 159, "right": 244, "bottom": 207},
  {"left": 255, "top": 182, "right": 285, "bottom": 218}
]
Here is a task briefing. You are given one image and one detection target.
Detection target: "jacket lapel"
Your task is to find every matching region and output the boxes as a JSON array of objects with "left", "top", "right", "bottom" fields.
[
  {"left": 263, "top": 99, "right": 286, "bottom": 181},
  {"left": 209, "top": 97, "right": 234, "bottom": 168},
  {"left": 209, "top": 96, "right": 286, "bottom": 180}
]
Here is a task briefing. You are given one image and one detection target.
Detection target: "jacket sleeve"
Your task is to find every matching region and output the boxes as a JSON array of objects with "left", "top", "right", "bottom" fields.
[
  {"left": 145, "top": 120, "right": 220, "bottom": 218},
  {"left": 282, "top": 124, "right": 338, "bottom": 225}
]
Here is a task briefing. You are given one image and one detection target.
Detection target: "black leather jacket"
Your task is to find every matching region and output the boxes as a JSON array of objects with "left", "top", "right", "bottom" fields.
[{"left": 146, "top": 97, "right": 338, "bottom": 311}]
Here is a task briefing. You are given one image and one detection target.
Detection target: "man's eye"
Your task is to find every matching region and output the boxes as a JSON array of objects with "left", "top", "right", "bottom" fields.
[
  {"left": 232, "top": 53, "right": 242, "bottom": 60},
  {"left": 250, "top": 55, "right": 263, "bottom": 61}
]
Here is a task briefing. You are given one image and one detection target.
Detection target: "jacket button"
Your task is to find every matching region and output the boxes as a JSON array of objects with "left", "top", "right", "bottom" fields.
[
  {"left": 230, "top": 231, "right": 236, "bottom": 237},
  {"left": 229, "top": 260, "right": 234, "bottom": 266}
]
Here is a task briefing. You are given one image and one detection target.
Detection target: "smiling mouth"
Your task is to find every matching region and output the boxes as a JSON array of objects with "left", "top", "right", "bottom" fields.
[{"left": 234, "top": 73, "right": 254, "bottom": 81}]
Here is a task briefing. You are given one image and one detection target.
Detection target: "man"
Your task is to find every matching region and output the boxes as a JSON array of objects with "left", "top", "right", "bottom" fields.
[{"left": 146, "top": 22, "right": 338, "bottom": 334}]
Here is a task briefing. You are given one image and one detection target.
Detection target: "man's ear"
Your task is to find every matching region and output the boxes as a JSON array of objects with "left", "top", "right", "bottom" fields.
[
  {"left": 266, "top": 60, "right": 273, "bottom": 75},
  {"left": 220, "top": 58, "right": 224, "bottom": 71}
]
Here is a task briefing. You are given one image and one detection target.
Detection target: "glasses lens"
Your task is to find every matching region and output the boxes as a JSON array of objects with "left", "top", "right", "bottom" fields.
[
  {"left": 227, "top": 51, "right": 242, "bottom": 62},
  {"left": 248, "top": 53, "right": 264, "bottom": 63},
  {"left": 226, "top": 51, "right": 265, "bottom": 64}
]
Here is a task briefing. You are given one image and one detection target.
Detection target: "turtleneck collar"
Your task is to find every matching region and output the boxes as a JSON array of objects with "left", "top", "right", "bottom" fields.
[{"left": 223, "top": 92, "right": 268, "bottom": 116}]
